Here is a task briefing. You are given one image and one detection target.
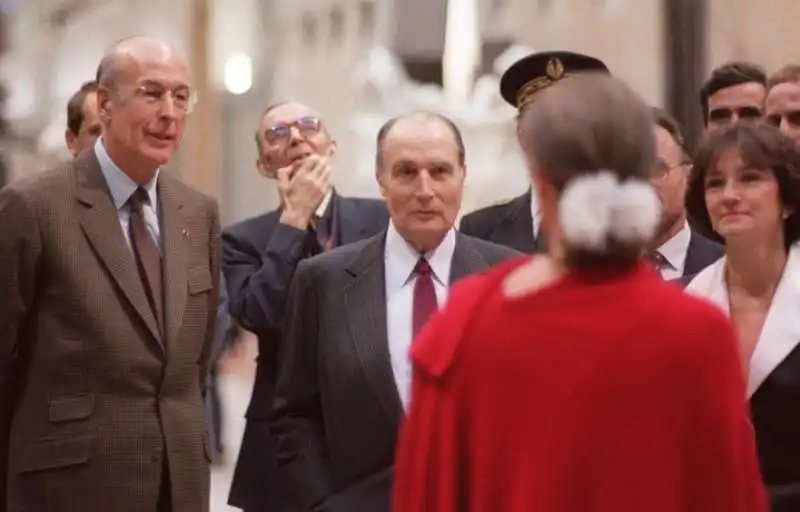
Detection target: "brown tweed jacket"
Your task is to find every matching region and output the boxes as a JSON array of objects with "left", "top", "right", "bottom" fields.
[{"left": 0, "top": 150, "right": 220, "bottom": 512}]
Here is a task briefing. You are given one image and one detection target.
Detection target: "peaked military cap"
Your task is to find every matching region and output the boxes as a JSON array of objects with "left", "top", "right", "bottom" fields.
[{"left": 500, "top": 50, "right": 610, "bottom": 110}]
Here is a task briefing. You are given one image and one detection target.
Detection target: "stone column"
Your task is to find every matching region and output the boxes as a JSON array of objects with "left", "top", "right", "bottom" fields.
[
  {"left": 663, "top": 0, "right": 707, "bottom": 152},
  {"left": 182, "top": 0, "right": 222, "bottom": 202}
]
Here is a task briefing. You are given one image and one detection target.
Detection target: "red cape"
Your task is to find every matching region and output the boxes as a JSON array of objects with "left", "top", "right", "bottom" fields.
[{"left": 393, "top": 260, "right": 767, "bottom": 512}]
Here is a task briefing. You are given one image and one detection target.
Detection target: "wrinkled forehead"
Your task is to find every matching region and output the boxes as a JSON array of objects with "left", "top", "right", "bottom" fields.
[
  {"left": 262, "top": 102, "right": 321, "bottom": 128},
  {"left": 384, "top": 120, "right": 461, "bottom": 164},
  {"left": 121, "top": 52, "right": 191, "bottom": 88},
  {"left": 766, "top": 82, "right": 800, "bottom": 112}
]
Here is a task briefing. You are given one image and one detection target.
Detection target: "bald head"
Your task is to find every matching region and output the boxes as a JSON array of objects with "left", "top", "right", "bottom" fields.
[
  {"left": 375, "top": 110, "right": 466, "bottom": 253},
  {"left": 94, "top": 36, "right": 192, "bottom": 184},
  {"left": 96, "top": 36, "right": 187, "bottom": 88},
  {"left": 375, "top": 111, "right": 465, "bottom": 170}
]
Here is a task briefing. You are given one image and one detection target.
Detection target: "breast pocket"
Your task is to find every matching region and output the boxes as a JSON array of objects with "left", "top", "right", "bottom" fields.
[{"left": 187, "top": 266, "right": 213, "bottom": 296}]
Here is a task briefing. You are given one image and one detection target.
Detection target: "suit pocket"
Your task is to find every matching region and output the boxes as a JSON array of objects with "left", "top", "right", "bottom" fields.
[
  {"left": 48, "top": 393, "right": 95, "bottom": 423},
  {"left": 188, "top": 266, "right": 213, "bottom": 295},
  {"left": 18, "top": 433, "right": 94, "bottom": 473}
]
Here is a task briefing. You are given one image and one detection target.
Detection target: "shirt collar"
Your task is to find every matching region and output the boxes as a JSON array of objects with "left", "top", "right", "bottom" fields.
[
  {"left": 657, "top": 221, "right": 691, "bottom": 270},
  {"left": 384, "top": 221, "right": 456, "bottom": 291},
  {"left": 316, "top": 189, "right": 333, "bottom": 218},
  {"left": 529, "top": 191, "right": 541, "bottom": 236},
  {"left": 94, "top": 137, "right": 160, "bottom": 212}
]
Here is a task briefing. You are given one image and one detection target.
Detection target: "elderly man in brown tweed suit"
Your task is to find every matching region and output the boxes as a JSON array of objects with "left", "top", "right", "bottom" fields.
[{"left": 0, "top": 36, "right": 219, "bottom": 512}]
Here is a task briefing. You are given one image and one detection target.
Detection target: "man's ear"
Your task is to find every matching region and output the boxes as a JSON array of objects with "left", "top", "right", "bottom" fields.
[
  {"left": 65, "top": 129, "right": 77, "bottom": 156},
  {"left": 96, "top": 88, "right": 113, "bottom": 122}
]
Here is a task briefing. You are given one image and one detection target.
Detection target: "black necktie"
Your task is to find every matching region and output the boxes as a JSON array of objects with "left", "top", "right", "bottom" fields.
[{"left": 128, "top": 187, "right": 163, "bottom": 330}]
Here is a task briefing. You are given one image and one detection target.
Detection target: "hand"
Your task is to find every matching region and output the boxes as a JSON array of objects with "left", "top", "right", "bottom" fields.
[{"left": 278, "top": 154, "right": 333, "bottom": 229}]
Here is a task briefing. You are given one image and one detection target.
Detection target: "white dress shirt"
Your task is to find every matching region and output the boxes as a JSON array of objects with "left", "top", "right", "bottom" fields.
[
  {"left": 94, "top": 138, "right": 161, "bottom": 253},
  {"left": 385, "top": 222, "right": 456, "bottom": 410},
  {"left": 655, "top": 221, "right": 691, "bottom": 280},
  {"left": 530, "top": 198, "right": 541, "bottom": 242},
  {"left": 316, "top": 189, "right": 333, "bottom": 218}
]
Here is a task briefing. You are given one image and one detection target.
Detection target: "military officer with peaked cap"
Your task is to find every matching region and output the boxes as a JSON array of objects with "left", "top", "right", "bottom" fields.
[{"left": 459, "top": 50, "right": 610, "bottom": 253}]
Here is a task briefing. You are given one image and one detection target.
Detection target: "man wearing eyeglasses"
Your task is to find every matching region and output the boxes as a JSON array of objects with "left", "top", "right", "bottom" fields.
[
  {"left": 649, "top": 107, "right": 723, "bottom": 280},
  {"left": 0, "top": 37, "right": 220, "bottom": 512},
  {"left": 222, "top": 100, "right": 389, "bottom": 512}
]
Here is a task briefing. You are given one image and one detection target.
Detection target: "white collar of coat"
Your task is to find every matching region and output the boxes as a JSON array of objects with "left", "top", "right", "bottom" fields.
[{"left": 686, "top": 243, "right": 800, "bottom": 398}]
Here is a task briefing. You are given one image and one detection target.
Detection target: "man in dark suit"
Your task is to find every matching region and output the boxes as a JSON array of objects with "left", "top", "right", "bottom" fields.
[
  {"left": 649, "top": 107, "right": 723, "bottom": 279},
  {"left": 223, "top": 100, "right": 389, "bottom": 511},
  {"left": 0, "top": 37, "right": 219, "bottom": 511},
  {"left": 459, "top": 50, "right": 611, "bottom": 253},
  {"left": 271, "top": 111, "right": 521, "bottom": 511}
]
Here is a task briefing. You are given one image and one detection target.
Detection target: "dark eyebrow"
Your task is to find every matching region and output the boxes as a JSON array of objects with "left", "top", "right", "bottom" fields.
[{"left": 392, "top": 159, "right": 417, "bottom": 169}]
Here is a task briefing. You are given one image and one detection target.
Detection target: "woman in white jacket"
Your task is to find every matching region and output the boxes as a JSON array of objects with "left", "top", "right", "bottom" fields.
[{"left": 684, "top": 121, "right": 800, "bottom": 512}]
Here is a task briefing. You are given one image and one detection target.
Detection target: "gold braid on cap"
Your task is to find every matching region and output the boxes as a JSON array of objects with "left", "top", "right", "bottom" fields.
[{"left": 516, "top": 57, "right": 568, "bottom": 109}]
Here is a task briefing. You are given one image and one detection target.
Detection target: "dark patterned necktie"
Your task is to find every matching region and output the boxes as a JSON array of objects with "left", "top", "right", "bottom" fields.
[
  {"left": 128, "top": 187, "right": 164, "bottom": 330},
  {"left": 412, "top": 257, "right": 439, "bottom": 338},
  {"left": 312, "top": 214, "right": 333, "bottom": 252},
  {"left": 645, "top": 250, "right": 669, "bottom": 277}
]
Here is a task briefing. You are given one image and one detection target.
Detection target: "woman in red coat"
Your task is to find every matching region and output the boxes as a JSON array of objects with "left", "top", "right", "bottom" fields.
[{"left": 392, "top": 73, "right": 767, "bottom": 512}]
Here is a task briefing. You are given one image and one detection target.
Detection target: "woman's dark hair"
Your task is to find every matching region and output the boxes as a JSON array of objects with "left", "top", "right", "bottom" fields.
[
  {"left": 686, "top": 122, "right": 800, "bottom": 247},
  {"left": 517, "top": 74, "right": 655, "bottom": 269}
]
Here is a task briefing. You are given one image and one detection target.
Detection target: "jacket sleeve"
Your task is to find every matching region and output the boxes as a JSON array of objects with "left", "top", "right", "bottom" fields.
[
  {"left": 0, "top": 186, "right": 42, "bottom": 508},
  {"left": 222, "top": 222, "right": 313, "bottom": 338}
]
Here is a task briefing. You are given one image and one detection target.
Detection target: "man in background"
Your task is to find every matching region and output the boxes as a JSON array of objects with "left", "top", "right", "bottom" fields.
[
  {"left": 649, "top": 107, "right": 723, "bottom": 279},
  {"left": 459, "top": 50, "right": 610, "bottom": 253},
  {"left": 765, "top": 64, "right": 800, "bottom": 145},
  {"left": 700, "top": 61, "right": 767, "bottom": 133},
  {"left": 65, "top": 80, "right": 101, "bottom": 157},
  {"left": 223, "top": 100, "right": 389, "bottom": 511}
]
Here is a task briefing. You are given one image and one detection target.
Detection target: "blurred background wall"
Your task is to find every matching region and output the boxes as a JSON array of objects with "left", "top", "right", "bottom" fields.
[{"left": 2, "top": 0, "right": 799, "bottom": 222}]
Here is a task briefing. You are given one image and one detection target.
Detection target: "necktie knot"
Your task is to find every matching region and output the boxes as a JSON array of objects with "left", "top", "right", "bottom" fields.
[
  {"left": 646, "top": 250, "right": 669, "bottom": 269},
  {"left": 414, "top": 257, "right": 432, "bottom": 278},
  {"left": 128, "top": 187, "right": 150, "bottom": 211}
]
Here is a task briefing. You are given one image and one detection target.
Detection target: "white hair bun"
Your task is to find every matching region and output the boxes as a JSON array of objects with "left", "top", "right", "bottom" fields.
[{"left": 558, "top": 171, "right": 660, "bottom": 251}]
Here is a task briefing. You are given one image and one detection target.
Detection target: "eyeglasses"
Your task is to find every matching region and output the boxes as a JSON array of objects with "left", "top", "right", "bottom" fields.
[
  {"left": 264, "top": 116, "right": 321, "bottom": 145},
  {"left": 653, "top": 158, "right": 691, "bottom": 180},
  {"left": 115, "top": 83, "right": 197, "bottom": 113}
]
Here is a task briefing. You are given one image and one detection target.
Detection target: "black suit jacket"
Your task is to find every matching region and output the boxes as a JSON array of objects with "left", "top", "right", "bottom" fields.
[
  {"left": 674, "top": 231, "right": 725, "bottom": 286},
  {"left": 682, "top": 230, "right": 724, "bottom": 277},
  {"left": 222, "top": 194, "right": 389, "bottom": 511},
  {"left": 271, "top": 231, "right": 521, "bottom": 511},
  {"left": 459, "top": 189, "right": 542, "bottom": 253}
]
